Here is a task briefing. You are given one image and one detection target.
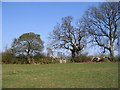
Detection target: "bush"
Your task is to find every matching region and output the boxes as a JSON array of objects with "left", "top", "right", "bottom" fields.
[
  {"left": 113, "top": 56, "right": 120, "bottom": 62},
  {"left": 17, "top": 55, "right": 28, "bottom": 64},
  {"left": 34, "top": 54, "right": 60, "bottom": 64},
  {"left": 72, "top": 55, "right": 91, "bottom": 63},
  {"left": 2, "top": 51, "right": 60, "bottom": 64},
  {"left": 2, "top": 51, "right": 19, "bottom": 64}
]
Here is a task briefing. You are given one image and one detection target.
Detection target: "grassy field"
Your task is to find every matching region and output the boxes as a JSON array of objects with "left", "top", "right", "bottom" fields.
[{"left": 2, "top": 63, "right": 118, "bottom": 88}]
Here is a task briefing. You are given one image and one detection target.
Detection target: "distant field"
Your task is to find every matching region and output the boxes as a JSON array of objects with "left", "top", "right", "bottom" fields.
[{"left": 2, "top": 63, "right": 118, "bottom": 88}]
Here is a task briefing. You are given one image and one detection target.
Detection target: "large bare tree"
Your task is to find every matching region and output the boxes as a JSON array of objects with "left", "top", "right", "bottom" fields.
[
  {"left": 82, "top": 2, "right": 120, "bottom": 60},
  {"left": 49, "top": 16, "right": 87, "bottom": 60}
]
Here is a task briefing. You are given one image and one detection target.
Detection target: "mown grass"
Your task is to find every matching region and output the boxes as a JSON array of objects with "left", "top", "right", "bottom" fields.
[{"left": 2, "top": 63, "right": 118, "bottom": 88}]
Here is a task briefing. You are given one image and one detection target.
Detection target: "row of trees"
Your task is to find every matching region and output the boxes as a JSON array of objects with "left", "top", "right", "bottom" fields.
[
  {"left": 2, "top": 2, "right": 120, "bottom": 64},
  {"left": 49, "top": 2, "right": 120, "bottom": 61}
]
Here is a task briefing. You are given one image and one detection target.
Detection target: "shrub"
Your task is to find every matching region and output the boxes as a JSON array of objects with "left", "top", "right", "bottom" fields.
[
  {"left": 2, "top": 51, "right": 60, "bottom": 64},
  {"left": 113, "top": 56, "right": 120, "bottom": 62},
  {"left": 72, "top": 55, "right": 91, "bottom": 63},
  {"left": 34, "top": 54, "right": 60, "bottom": 64},
  {"left": 2, "top": 51, "right": 18, "bottom": 64},
  {"left": 17, "top": 54, "right": 28, "bottom": 64}
]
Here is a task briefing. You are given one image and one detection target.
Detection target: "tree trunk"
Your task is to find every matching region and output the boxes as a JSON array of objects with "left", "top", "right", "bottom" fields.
[
  {"left": 27, "top": 54, "right": 31, "bottom": 64},
  {"left": 109, "top": 42, "right": 114, "bottom": 61},
  {"left": 71, "top": 50, "right": 76, "bottom": 62},
  {"left": 109, "top": 48, "right": 114, "bottom": 61},
  {"left": 72, "top": 51, "right": 75, "bottom": 58}
]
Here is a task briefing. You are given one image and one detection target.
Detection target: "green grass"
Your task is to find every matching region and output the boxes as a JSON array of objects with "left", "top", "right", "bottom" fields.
[{"left": 2, "top": 63, "right": 118, "bottom": 88}]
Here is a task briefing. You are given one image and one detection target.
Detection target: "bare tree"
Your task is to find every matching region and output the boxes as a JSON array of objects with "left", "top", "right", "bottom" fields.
[
  {"left": 82, "top": 2, "right": 120, "bottom": 60},
  {"left": 49, "top": 16, "right": 87, "bottom": 60}
]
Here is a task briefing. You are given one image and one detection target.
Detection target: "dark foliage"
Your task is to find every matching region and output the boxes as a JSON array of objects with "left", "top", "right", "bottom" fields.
[
  {"left": 72, "top": 55, "right": 92, "bottom": 62},
  {"left": 2, "top": 51, "right": 59, "bottom": 64}
]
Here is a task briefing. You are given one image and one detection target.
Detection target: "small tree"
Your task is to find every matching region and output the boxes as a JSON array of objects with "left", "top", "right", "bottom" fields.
[{"left": 11, "top": 32, "right": 44, "bottom": 63}]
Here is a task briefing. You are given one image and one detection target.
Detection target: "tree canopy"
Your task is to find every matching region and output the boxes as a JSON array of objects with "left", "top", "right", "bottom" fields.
[{"left": 11, "top": 32, "right": 44, "bottom": 63}]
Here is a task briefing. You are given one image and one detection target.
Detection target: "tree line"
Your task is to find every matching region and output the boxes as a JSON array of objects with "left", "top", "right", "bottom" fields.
[
  {"left": 2, "top": 2, "right": 120, "bottom": 64},
  {"left": 50, "top": 2, "right": 119, "bottom": 61}
]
